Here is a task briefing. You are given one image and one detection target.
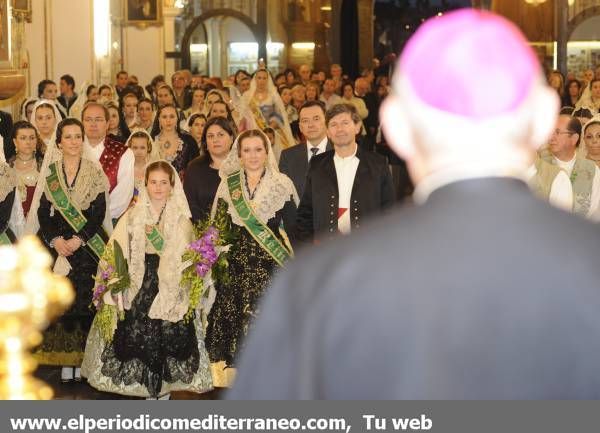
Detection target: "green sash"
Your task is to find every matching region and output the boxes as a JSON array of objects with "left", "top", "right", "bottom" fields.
[
  {"left": 45, "top": 162, "right": 105, "bottom": 258},
  {"left": 0, "top": 231, "right": 10, "bottom": 246},
  {"left": 145, "top": 225, "right": 165, "bottom": 253},
  {"left": 227, "top": 170, "right": 293, "bottom": 267}
]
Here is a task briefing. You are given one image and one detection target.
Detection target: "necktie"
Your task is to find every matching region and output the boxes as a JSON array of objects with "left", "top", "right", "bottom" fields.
[{"left": 310, "top": 147, "right": 319, "bottom": 162}]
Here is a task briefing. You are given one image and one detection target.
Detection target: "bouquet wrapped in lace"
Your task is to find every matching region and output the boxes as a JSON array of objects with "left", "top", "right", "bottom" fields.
[
  {"left": 91, "top": 240, "right": 130, "bottom": 341},
  {"left": 182, "top": 201, "right": 233, "bottom": 322},
  {"left": 92, "top": 240, "right": 130, "bottom": 309}
]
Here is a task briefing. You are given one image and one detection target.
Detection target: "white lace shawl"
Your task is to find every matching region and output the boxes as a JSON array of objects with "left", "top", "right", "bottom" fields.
[
  {"left": 227, "top": 84, "right": 258, "bottom": 133},
  {"left": 25, "top": 131, "right": 112, "bottom": 237},
  {"left": 211, "top": 130, "right": 299, "bottom": 227},
  {"left": 242, "top": 69, "right": 297, "bottom": 152},
  {"left": 68, "top": 81, "right": 90, "bottom": 121},
  {"left": 0, "top": 162, "right": 25, "bottom": 239},
  {"left": 0, "top": 161, "right": 15, "bottom": 202},
  {"left": 103, "top": 160, "right": 194, "bottom": 323}
]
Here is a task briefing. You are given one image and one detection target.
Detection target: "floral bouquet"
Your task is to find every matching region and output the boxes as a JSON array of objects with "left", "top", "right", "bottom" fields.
[
  {"left": 91, "top": 240, "right": 130, "bottom": 310},
  {"left": 182, "top": 200, "right": 233, "bottom": 322},
  {"left": 91, "top": 240, "right": 130, "bottom": 342}
]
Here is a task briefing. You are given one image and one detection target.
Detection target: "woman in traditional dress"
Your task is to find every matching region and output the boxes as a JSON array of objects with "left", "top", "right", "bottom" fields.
[
  {"left": 184, "top": 87, "right": 206, "bottom": 119},
  {"left": 86, "top": 84, "right": 99, "bottom": 102},
  {"left": 126, "top": 129, "right": 160, "bottom": 205},
  {"left": 98, "top": 85, "right": 117, "bottom": 104},
  {"left": 183, "top": 117, "right": 235, "bottom": 223},
  {"left": 20, "top": 97, "right": 38, "bottom": 121},
  {"left": 150, "top": 104, "right": 198, "bottom": 180},
  {"left": 243, "top": 69, "right": 297, "bottom": 160},
  {"left": 187, "top": 113, "right": 207, "bottom": 154},
  {"left": 208, "top": 100, "right": 236, "bottom": 126},
  {"left": 30, "top": 99, "right": 62, "bottom": 155},
  {"left": 202, "top": 89, "right": 225, "bottom": 116},
  {"left": 205, "top": 129, "right": 298, "bottom": 386},
  {"left": 133, "top": 98, "right": 155, "bottom": 133},
  {"left": 82, "top": 160, "right": 213, "bottom": 399},
  {"left": 26, "top": 118, "right": 111, "bottom": 382},
  {"left": 8, "top": 121, "right": 43, "bottom": 218},
  {"left": 583, "top": 117, "right": 600, "bottom": 167},
  {"left": 576, "top": 79, "right": 600, "bottom": 115},
  {"left": 105, "top": 101, "right": 130, "bottom": 143}
]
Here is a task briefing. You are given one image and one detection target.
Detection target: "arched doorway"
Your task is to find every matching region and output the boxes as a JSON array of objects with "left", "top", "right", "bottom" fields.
[
  {"left": 181, "top": 9, "right": 266, "bottom": 77},
  {"left": 566, "top": 8, "right": 600, "bottom": 79}
]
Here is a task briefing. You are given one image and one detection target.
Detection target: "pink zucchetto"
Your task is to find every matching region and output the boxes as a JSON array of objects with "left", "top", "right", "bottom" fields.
[{"left": 399, "top": 9, "right": 540, "bottom": 120}]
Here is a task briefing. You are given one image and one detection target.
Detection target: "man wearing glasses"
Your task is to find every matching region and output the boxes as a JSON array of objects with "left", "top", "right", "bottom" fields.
[
  {"left": 544, "top": 114, "right": 600, "bottom": 219},
  {"left": 82, "top": 102, "right": 134, "bottom": 224}
]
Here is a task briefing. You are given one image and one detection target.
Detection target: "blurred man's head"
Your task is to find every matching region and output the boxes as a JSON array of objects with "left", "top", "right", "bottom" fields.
[
  {"left": 548, "top": 115, "right": 580, "bottom": 162},
  {"left": 381, "top": 9, "right": 558, "bottom": 185},
  {"left": 298, "top": 64, "right": 311, "bottom": 83},
  {"left": 116, "top": 71, "right": 128, "bottom": 89}
]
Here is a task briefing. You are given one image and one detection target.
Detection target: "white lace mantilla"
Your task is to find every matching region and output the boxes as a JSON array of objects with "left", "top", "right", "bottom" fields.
[
  {"left": 0, "top": 162, "right": 16, "bottom": 202},
  {"left": 102, "top": 160, "right": 194, "bottom": 323},
  {"left": 44, "top": 158, "right": 108, "bottom": 211},
  {"left": 213, "top": 129, "right": 299, "bottom": 226},
  {"left": 213, "top": 169, "right": 298, "bottom": 227}
]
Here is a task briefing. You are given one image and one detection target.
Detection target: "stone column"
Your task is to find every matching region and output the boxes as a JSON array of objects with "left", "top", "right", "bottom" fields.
[
  {"left": 555, "top": 0, "right": 568, "bottom": 76},
  {"left": 357, "top": 0, "right": 374, "bottom": 72},
  {"left": 163, "top": 4, "right": 181, "bottom": 79}
]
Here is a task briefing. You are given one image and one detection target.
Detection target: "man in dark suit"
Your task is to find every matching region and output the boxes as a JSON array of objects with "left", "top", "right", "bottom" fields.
[
  {"left": 230, "top": 10, "right": 600, "bottom": 399},
  {"left": 279, "top": 100, "right": 332, "bottom": 198},
  {"left": 279, "top": 101, "right": 332, "bottom": 240},
  {"left": 295, "top": 103, "right": 395, "bottom": 244}
]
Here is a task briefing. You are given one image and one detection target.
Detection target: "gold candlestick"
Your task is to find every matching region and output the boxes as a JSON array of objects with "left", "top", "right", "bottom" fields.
[{"left": 0, "top": 236, "right": 74, "bottom": 400}]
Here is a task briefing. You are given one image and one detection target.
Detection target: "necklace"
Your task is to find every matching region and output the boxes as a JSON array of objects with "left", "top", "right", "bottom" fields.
[
  {"left": 16, "top": 154, "right": 35, "bottom": 162},
  {"left": 244, "top": 170, "right": 266, "bottom": 200},
  {"left": 62, "top": 159, "right": 82, "bottom": 193},
  {"left": 151, "top": 202, "right": 167, "bottom": 226}
]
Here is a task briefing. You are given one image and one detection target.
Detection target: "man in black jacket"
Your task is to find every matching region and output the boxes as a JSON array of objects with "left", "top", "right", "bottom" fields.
[
  {"left": 295, "top": 103, "right": 395, "bottom": 244},
  {"left": 279, "top": 101, "right": 333, "bottom": 240},
  {"left": 279, "top": 100, "right": 332, "bottom": 198},
  {"left": 57, "top": 74, "right": 77, "bottom": 115}
]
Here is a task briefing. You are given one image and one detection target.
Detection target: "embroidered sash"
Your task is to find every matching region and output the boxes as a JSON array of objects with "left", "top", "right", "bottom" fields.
[
  {"left": 45, "top": 162, "right": 105, "bottom": 258},
  {"left": 227, "top": 170, "right": 293, "bottom": 267},
  {"left": 145, "top": 224, "right": 165, "bottom": 253}
]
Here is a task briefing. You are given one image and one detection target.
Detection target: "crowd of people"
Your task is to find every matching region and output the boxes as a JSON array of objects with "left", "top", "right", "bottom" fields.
[
  {"left": 0, "top": 62, "right": 396, "bottom": 400},
  {"left": 2, "top": 41, "right": 600, "bottom": 400}
]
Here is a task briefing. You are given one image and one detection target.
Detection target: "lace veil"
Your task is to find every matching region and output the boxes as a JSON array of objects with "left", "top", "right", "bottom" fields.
[
  {"left": 227, "top": 84, "right": 258, "bottom": 133},
  {"left": 579, "top": 115, "right": 600, "bottom": 157},
  {"left": 20, "top": 97, "right": 38, "bottom": 121},
  {"left": 103, "top": 160, "right": 194, "bottom": 322},
  {"left": 124, "top": 128, "right": 161, "bottom": 162},
  {"left": 0, "top": 161, "right": 25, "bottom": 239},
  {"left": 69, "top": 81, "right": 90, "bottom": 121},
  {"left": 212, "top": 129, "right": 299, "bottom": 227},
  {"left": 29, "top": 99, "right": 63, "bottom": 149}
]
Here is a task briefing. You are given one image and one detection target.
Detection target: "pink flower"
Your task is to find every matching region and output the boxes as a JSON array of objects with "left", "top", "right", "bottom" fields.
[
  {"left": 195, "top": 262, "right": 210, "bottom": 277},
  {"left": 93, "top": 284, "right": 106, "bottom": 300}
]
